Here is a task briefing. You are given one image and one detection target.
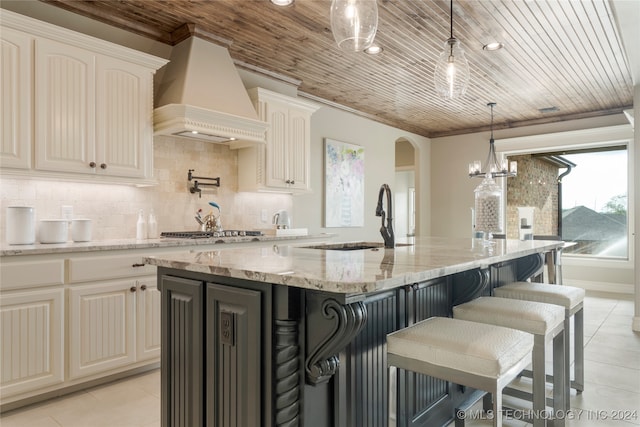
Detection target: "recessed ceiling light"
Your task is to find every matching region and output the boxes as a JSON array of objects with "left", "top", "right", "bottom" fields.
[
  {"left": 270, "top": 0, "right": 294, "bottom": 6},
  {"left": 364, "top": 45, "right": 383, "bottom": 55},
  {"left": 483, "top": 42, "right": 504, "bottom": 51}
]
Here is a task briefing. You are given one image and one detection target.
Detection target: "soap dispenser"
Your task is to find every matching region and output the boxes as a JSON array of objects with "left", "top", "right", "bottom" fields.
[
  {"left": 148, "top": 209, "right": 158, "bottom": 239},
  {"left": 136, "top": 209, "right": 147, "bottom": 240}
]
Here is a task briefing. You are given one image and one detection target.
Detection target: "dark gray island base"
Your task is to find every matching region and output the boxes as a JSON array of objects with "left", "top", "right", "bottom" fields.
[{"left": 146, "top": 237, "right": 561, "bottom": 427}]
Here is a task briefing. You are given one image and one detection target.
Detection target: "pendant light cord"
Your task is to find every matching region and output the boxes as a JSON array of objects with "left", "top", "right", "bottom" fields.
[
  {"left": 450, "top": 0, "right": 454, "bottom": 39},
  {"left": 490, "top": 103, "right": 495, "bottom": 141}
]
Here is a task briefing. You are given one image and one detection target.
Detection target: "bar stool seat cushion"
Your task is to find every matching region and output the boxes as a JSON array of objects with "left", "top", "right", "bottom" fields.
[
  {"left": 494, "top": 282, "right": 585, "bottom": 310},
  {"left": 453, "top": 297, "right": 564, "bottom": 336},
  {"left": 386, "top": 317, "right": 533, "bottom": 378}
]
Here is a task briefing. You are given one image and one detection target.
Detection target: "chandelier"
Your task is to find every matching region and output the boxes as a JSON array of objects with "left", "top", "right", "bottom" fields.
[
  {"left": 433, "top": 0, "right": 470, "bottom": 99},
  {"left": 330, "top": 0, "right": 379, "bottom": 52},
  {"left": 469, "top": 102, "right": 517, "bottom": 178}
]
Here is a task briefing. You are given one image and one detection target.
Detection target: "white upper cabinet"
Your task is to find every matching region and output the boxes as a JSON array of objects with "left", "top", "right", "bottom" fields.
[
  {"left": 238, "top": 88, "right": 319, "bottom": 193},
  {"left": 0, "top": 28, "right": 32, "bottom": 169},
  {"left": 0, "top": 10, "right": 167, "bottom": 184},
  {"left": 35, "top": 38, "right": 97, "bottom": 174}
]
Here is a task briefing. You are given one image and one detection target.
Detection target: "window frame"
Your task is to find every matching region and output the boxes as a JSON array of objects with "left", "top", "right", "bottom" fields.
[{"left": 496, "top": 124, "right": 634, "bottom": 270}]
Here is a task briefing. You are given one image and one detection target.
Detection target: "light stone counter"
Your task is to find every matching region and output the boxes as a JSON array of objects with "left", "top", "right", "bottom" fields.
[
  {"left": 144, "top": 236, "right": 563, "bottom": 296},
  {"left": 0, "top": 233, "right": 335, "bottom": 257}
]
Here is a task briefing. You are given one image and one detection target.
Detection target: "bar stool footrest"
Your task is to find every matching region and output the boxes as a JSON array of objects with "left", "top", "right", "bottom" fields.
[{"left": 454, "top": 389, "right": 488, "bottom": 427}]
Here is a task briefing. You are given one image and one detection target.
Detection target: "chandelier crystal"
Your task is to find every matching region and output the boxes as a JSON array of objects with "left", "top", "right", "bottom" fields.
[
  {"left": 433, "top": 0, "right": 470, "bottom": 99},
  {"left": 469, "top": 102, "right": 517, "bottom": 179},
  {"left": 330, "top": 0, "right": 378, "bottom": 52}
]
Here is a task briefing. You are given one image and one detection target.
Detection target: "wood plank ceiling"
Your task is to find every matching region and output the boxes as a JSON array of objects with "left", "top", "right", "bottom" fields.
[{"left": 42, "top": 0, "right": 634, "bottom": 138}]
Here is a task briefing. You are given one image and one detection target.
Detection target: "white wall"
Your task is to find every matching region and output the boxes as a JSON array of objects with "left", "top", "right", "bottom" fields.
[{"left": 295, "top": 106, "right": 430, "bottom": 241}]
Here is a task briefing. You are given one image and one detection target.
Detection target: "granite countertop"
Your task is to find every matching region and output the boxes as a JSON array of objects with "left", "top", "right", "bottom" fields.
[
  {"left": 144, "top": 236, "right": 563, "bottom": 296},
  {"left": 0, "top": 233, "right": 334, "bottom": 257}
]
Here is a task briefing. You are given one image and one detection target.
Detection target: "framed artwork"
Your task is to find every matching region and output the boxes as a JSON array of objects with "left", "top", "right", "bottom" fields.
[{"left": 324, "top": 138, "right": 365, "bottom": 227}]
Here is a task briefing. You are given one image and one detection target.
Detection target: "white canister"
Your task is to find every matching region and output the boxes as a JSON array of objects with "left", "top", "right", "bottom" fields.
[
  {"left": 6, "top": 206, "right": 36, "bottom": 245},
  {"left": 71, "top": 219, "right": 92, "bottom": 242},
  {"left": 39, "top": 219, "right": 69, "bottom": 244}
]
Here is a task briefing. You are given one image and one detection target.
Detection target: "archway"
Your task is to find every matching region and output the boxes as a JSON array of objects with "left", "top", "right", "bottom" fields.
[{"left": 395, "top": 138, "right": 418, "bottom": 237}]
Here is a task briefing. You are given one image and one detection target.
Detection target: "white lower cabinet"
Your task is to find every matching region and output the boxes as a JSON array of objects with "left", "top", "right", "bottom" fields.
[
  {"left": 0, "top": 251, "right": 160, "bottom": 406},
  {"left": 0, "top": 288, "right": 64, "bottom": 399},
  {"left": 67, "top": 254, "right": 159, "bottom": 380},
  {"left": 68, "top": 280, "right": 136, "bottom": 380},
  {"left": 136, "top": 276, "right": 161, "bottom": 362}
]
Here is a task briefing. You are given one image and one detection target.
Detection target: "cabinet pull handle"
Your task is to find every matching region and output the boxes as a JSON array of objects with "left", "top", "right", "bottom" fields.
[
  {"left": 130, "top": 286, "right": 137, "bottom": 293},
  {"left": 132, "top": 263, "right": 145, "bottom": 267},
  {"left": 89, "top": 162, "right": 96, "bottom": 168},
  {"left": 140, "top": 284, "right": 147, "bottom": 291},
  {"left": 100, "top": 163, "right": 107, "bottom": 169}
]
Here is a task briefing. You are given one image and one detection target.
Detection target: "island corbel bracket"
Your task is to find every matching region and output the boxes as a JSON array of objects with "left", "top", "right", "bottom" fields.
[{"left": 305, "top": 297, "right": 367, "bottom": 385}]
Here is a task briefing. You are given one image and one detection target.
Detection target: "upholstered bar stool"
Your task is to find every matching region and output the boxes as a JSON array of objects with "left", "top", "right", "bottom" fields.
[
  {"left": 453, "top": 297, "right": 566, "bottom": 427},
  {"left": 387, "top": 317, "right": 534, "bottom": 427},
  {"left": 494, "top": 281, "right": 585, "bottom": 406}
]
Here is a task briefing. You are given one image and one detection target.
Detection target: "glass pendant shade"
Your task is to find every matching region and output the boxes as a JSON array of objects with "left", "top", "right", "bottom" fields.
[
  {"left": 434, "top": 37, "right": 470, "bottom": 99},
  {"left": 330, "top": 0, "right": 378, "bottom": 52}
]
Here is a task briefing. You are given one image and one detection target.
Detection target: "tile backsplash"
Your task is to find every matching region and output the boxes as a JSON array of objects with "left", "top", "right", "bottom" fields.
[{"left": 1, "top": 136, "right": 292, "bottom": 242}]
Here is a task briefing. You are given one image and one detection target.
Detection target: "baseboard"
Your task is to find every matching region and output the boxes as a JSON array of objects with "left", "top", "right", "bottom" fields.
[{"left": 563, "top": 279, "right": 634, "bottom": 295}]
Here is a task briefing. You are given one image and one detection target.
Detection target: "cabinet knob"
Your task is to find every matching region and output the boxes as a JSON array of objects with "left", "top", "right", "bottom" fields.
[
  {"left": 130, "top": 286, "right": 137, "bottom": 293},
  {"left": 100, "top": 163, "right": 107, "bottom": 169},
  {"left": 140, "top": 284, "right": 147, "bottom": 291},
  {"left": 89, "top": 162, "right": 96, "bottom": 168},
  {"left": 290, "top": 180, "right": 295, "bottom": 185}
]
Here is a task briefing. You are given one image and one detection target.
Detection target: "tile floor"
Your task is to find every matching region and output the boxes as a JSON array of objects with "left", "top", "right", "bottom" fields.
[{"left": 1, "top": 292, "right": 638, "bottom": 427}]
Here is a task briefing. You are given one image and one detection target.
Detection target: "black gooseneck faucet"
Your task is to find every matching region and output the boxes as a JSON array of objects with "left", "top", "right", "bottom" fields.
[{"left": 376, "top": 184, "right": 395, "bottom": 248}]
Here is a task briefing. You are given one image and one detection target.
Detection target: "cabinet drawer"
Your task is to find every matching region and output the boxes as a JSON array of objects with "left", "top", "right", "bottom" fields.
[
  {"left": 0, "top": 260, "right": 64, "bottom": 291},
  {"left": 68, "top": 254, "right": 156, "bottom": 283}
]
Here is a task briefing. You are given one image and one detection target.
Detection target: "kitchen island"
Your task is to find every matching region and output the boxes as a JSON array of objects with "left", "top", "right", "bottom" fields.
[{"left": 144, "top": 236, "right": 563, "bottom": 427}]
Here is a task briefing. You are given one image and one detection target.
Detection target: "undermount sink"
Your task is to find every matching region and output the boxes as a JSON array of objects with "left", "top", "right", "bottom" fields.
[{"left": 301, "top": 242, "right": 413, "bottom": 251}]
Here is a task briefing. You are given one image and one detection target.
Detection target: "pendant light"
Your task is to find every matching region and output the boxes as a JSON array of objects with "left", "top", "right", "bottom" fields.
[
  {"left": 433, "top": 0, "right": 470, "bottom": 99},
  {"left": 469, "top": 103, "right": 517, "bottom": 178},
  {"left": 330, "top": 0, "right": 378, "bottom": 52}
]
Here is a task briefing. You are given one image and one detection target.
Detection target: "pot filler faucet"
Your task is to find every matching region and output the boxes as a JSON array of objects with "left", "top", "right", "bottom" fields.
[{"left": 376, "top": 184, "right": 395, "bottom": 248}]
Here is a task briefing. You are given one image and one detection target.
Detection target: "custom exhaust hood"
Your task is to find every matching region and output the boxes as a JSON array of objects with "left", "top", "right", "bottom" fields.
[{"left": 154, "top": 35, "right": 268, "bottom": 147}]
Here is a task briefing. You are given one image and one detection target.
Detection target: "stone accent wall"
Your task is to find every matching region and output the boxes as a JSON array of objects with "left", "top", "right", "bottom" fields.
[{"left": 506, "top": 155, "right": 559, "bottom": 239}]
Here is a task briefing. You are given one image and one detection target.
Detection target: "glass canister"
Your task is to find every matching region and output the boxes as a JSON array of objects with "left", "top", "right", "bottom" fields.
[{"left": 474, "top": 175, "right": 502, "bottom": 245}]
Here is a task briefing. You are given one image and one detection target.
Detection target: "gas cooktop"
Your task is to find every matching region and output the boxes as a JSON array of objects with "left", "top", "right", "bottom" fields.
[{"left": 160, "top": 230, "right": 263, "bottom": 239}]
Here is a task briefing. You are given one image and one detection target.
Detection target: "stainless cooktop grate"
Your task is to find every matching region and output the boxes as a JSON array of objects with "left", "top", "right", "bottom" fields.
[{"left": 160, "top": 230, "right": 263, "bottom": 239}]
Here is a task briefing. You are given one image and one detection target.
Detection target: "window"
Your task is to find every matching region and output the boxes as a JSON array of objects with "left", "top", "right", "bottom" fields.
[
  {"left": 559, "top": 147, "right": 628, "bottom": 259},
  {"left": 506, "top": 145, "right": 628, "bottom": 259}
]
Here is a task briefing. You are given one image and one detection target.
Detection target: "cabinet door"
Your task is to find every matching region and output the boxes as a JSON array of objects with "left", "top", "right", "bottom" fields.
[
  {"left": 136, "top": 277, "right": 161, "bottom": 361},
  {"left": 96, "top": 55, "right": 153, "bottom": 178},
  {"left": 0, "top": 28, "right": 32, "bottom": 169},
  {"left": 0, "top": 288, "right": 64, "bottom": 399},
  {"left": 286, "top": 107, "right": 311, "bottom": 191},
  {"left": 68, "top": 281, "right": 136, "bottom": 379},
  {"left": 160, "top": 275, "right": 203, "bottom": 427},
  {"left": 34, "top": 38, "right": 96, "bottom": 174},
  {"left": 264, "top": 100, "right": 290, "bottom": 189},
  {"left": 206, "top": 282, "right": 262, "bottom": 427}
]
